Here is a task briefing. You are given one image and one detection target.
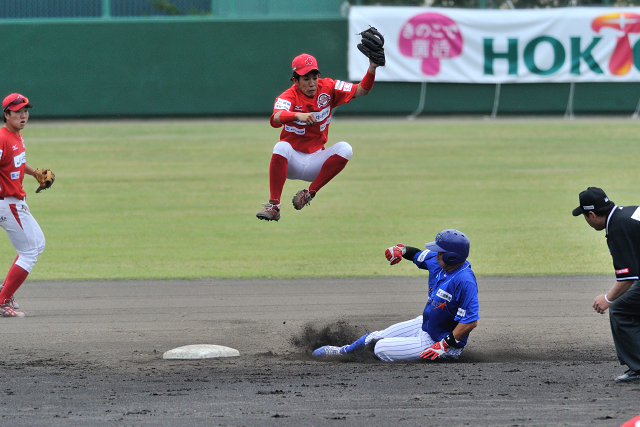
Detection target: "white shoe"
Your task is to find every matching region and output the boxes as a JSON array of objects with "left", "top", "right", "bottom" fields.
[
  {"left": 615, "top": 369, "right": 640, "bottom": 383},
  {"left": 0, "top": 285, "right": 18, "bottom": 309},
  {"left": 312, "top": 345, "right": 347, "bottom": 359},
  {"left": 0, "top": 303, "right": 25, "bottom": 317}
]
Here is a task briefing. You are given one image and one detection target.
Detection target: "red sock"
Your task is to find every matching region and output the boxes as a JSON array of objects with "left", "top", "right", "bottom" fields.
[
  {"left": 0, "top": 263, "right": 29, "bottom": 304},
  {"left": 269, "top": 154, "right": 288, "bottom": 204},
  {"left": 309, "top": 154, "right": 349, "bottom": 193},
  {"left": 2, "top": 255, "right": 19, "bottom": 287}
]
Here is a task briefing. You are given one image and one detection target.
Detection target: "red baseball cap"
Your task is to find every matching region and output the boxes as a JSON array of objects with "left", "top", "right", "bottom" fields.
[
  {"left": 3, "top": 93, "right": 32, "bottom": 112},
  {"left": 292, "top": 54, "right": 320, "bottom": 76}
]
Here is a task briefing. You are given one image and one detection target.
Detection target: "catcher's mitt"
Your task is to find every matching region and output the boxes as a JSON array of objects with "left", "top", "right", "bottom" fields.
[
  {"left": 33, "top": 168, "right": 55, "bottom": 193},
  {"left": 357, "top": 26, "right": 385, "bottom": 67}
]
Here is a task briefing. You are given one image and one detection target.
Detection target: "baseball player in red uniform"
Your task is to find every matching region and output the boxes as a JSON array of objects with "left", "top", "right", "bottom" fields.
[
  {"left": 0, "top": 94, "right": 52, "bottom": 317},
  {"left": 256, "top": 53, "right": 380, "bottom": 221}
]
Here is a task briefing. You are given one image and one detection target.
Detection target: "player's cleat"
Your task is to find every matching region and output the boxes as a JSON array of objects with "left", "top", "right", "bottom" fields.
[
  {"left": 292, "top": 189, "right": 315, "bottom": 210},
  {"left": 312, "top": 345, "right": 348, "bottom": 359},
  {"left": 0, "top": 286, "right": 18, "bottom": 309},
  {"left": 0, "top": 302, "right": 26, "bottom": 318},
  {"left": 615, "top": 369, "right": 640, "bottom": 383},
  {"left": 256, "top": 201, "right": 281, "bottom": 221},
  {"left": 8, "top": 295, "right": 18, "bottom": 310}
]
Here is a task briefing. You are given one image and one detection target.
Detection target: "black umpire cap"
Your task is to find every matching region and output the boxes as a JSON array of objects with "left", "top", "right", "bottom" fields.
[{"left": 572, "top": 187, "right": 613, "bottom": 216}]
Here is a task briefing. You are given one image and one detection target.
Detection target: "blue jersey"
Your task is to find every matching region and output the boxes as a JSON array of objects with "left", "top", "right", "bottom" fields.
[{"left": 413, "top": 250, "right": 480, "bottom": 348}]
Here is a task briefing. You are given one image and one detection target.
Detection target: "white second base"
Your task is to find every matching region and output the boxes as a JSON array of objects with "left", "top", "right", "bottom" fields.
[{"left": 163, "top": 344, "right": 240, "bottom": 359}]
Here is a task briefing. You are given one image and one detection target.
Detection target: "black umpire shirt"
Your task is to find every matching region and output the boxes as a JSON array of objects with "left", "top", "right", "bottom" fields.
[{"left": 606, "top": 205, "right": 640, "bottom": 282}]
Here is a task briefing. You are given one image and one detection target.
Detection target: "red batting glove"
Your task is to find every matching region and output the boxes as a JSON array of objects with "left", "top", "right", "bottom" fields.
[
  {"left": 385, "top": 244, "right": 406, "bottom": 265},
  {"left": 420, "top": 338, "right": 450, "bottom": 360}
]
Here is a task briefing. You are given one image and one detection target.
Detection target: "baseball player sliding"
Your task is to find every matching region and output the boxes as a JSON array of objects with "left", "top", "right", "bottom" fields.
[
  {"left": 313, "top": 230, "right": 479, "bottom": 361},
  {"left": 256, "top": 28, "right": 385, "bottom": 221},
  {"left": 0, "top": 93, "right": 55, "bottom": 318}
]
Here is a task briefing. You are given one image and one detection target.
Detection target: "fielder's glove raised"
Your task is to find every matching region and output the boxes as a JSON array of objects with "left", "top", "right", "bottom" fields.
[
  {"left": 33, "top": 168, "right": 55, "bottom": 193},
  {"left": 357, "top": 26, "right": 385, "bottom": 67},
  {"left": 385, "top": 244, "right": 406, "bottom": 265}
]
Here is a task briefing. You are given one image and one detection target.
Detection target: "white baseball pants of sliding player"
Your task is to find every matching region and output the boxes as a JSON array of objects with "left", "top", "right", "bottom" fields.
[
  {"left": 365, "top": 315, "right": 463, "bottom": 362},
  {"left": 272, "top": 140, "right": 352, "bottom": 182},
  {"left": 0, "top": 197, "right": 45, "bottom": 273}
]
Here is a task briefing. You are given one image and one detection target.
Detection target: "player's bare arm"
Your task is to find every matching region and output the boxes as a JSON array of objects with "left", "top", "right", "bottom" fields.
[
  {"left": 452, "top": 320, "right": 478, "bottom": 341},
  {"left": 593, "top": 279, "right": 634, "bottom": 314}
]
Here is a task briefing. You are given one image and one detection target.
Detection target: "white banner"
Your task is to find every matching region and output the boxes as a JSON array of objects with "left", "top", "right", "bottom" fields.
[{"left": 349, "top": 6, "right": 640, "bottom": 82}]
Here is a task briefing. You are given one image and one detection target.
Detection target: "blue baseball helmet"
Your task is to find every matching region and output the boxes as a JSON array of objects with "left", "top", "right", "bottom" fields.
[{"left": 425, "top": 229, "right": 470, "bottom": 265}]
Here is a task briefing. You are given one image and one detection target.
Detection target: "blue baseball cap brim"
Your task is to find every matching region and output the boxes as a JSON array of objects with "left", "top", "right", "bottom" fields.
[{"left": 425, "top": 242, "right": 445, "bottom": 252}]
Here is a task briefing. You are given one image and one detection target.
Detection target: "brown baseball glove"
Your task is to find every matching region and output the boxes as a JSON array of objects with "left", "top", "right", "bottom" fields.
[{"left": 33, "top": 168, "right": 55, "bottom": 193}]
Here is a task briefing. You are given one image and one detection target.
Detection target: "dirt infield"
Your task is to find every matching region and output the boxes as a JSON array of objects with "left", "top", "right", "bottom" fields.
[{"left": 1, "top": 276, "right": 639, "bottom": 426}]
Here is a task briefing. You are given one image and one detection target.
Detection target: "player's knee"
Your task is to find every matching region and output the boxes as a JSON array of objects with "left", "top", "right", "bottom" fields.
[
  {"left": 334, "top": 141, "right": 353, "bottom": 160},
  {"left": 15, "top": 252, "right": 37, "bottom": 273},
  {"left": 365, "top": 332, "right": 379, "bottom": 346},
  {"left": 373, "top": 341, "right": 393, "bottom": 362},
  {"left": 273, "top": 141, "right": 294, "bottom": 159}
]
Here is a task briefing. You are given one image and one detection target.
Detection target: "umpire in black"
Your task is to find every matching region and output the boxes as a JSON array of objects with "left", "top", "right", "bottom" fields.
[{"left": 573, "top": 187, "right": 640, "bottom": 383}]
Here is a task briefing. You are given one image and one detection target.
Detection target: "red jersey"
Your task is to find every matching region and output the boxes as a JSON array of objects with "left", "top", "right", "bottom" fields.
[
  {"left": 0, "top": 127, "right": 27, "bottom": 199},
  {"left": 270, "top": 78, "right": 357, "bottom": 153}
]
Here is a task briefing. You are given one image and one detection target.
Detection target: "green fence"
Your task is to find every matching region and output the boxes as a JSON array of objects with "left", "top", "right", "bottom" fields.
[
  {"left": 2, "top": 17, "right": 639, "bottom": 118},
  {"left": 0, "top": 0, "right": 346, "bottom": 19}
]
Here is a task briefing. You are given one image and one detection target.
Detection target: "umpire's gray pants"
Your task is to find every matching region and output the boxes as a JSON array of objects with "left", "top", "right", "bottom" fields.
[{"left": 609, "top": 280, "right": 640, "bottom": 371}]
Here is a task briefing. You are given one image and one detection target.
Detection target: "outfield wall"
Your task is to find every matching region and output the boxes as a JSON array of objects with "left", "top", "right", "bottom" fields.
[{"left": 2, "top": 18, "right": 639, "bottom": 117}]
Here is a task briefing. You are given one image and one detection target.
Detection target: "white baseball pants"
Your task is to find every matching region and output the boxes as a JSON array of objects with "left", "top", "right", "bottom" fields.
[
  {"left": 365, "top": 315, "right": 463, "bottom": 362},
  {"left": 0, "top": 197, "right": 45, "bottom": 273},
  {"left": 272, "top": 141, "right": 352, "bottom": 182}
]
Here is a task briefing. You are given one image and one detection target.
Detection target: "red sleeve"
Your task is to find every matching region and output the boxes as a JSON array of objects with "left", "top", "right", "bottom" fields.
[
  {"left": 0, "top": 130, "right": 7, "bottom": 165},
  {"left": 328, "top": 78, "right": 357, "bottom": 108},
  {"left": 270, "top": 90, "right": 295, "bottom": 129}
]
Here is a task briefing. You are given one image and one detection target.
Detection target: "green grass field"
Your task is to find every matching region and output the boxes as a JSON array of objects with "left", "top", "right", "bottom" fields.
[{"left": 13, "top": 117, "right": 640, "bottom": 280}]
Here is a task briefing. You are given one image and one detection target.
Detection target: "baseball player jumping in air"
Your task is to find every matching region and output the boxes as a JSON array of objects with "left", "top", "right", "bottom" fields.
[
  {"left": 256, "top": 29, "right": 385, "bottom": 221},
  {"left": 0, "top": 94, "right": 55, "bottom": 317},
  {"left": 313, "top": 230, "right": 479, "bottom": 362}
]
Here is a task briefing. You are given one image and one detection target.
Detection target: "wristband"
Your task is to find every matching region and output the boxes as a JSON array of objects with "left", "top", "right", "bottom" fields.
[
  {"left": 277, "top": 111, "right": 297, "bottom": 124},
  {"left": 604, "top": 294, "right": 613, "bottom": 304},
  {"left": 360, "top": 70, "right": 375, "bottom": 91},
  {"left": 444, "top": 333, "right": 461, "bottom": 348}
]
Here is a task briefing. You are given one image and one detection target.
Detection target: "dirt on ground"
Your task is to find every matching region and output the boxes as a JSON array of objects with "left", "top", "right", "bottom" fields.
[{"left": 1, "top": 276, "right": 638, "bottom": 426}]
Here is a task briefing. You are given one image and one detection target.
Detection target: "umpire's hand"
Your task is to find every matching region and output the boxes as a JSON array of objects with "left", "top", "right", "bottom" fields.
[{"left": 593, "top": 294, "right": 610, "bottom": 314}]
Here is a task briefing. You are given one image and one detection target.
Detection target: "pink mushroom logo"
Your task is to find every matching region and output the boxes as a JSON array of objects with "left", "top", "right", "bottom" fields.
[
  {"left": 399, "top": 13, "right": 464, "bottom": 76},
  {"left": 592, "top": 12, "right": 640, "bottom": 76}
]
